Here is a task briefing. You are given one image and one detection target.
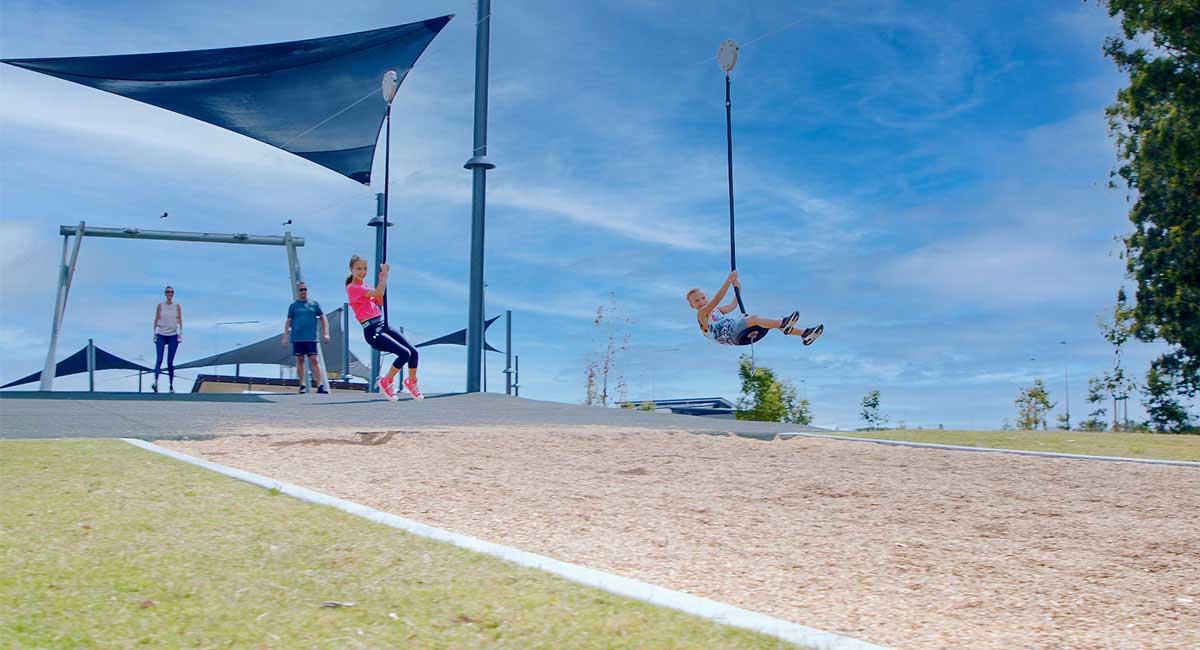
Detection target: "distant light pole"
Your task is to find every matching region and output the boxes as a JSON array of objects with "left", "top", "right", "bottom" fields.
[{"left": 1058, "top": 340, "right": 1070, "bottom": 429}]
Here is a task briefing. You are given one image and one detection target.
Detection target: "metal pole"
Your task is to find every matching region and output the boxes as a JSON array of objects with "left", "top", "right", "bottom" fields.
[
  {"left": 464, "top": 0, "right": 496, "bottom": 393},
  {"left": 57, "top": 225, "right": 304, "bottom": 246},
  {"left": 343, "top": 302, "right": 351, "bottom": 378},
  {"left": 725, "top": 75, "right": 746, "bottom": 314},
  {"left": 87, "top": 338, "right": 95, "bottom": 392},
  {"left": 41, "top": 222, "right": 85, "bottom": 391},
  {"left": 513, "top": 354, "right": 519, "bottom": 397},
  {"left": 1064, "top": 366, "right": 1070, "bottom": 428},
  {"left": 369, "top": 194, "right": 386, "bottom": 391},
  {"left": 382, "top": 104, "right": 392, "bottom": 327},
  {"left": 504, "top": 310, "right": 513, "bottom": 395},
  {"left": 41, "top": 236, "right": 70, "bottom": 391}
]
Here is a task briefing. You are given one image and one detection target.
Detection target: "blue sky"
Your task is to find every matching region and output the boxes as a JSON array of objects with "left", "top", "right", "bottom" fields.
[{"left": 0, "top": 0, "right": 1174, "bottom": 429}]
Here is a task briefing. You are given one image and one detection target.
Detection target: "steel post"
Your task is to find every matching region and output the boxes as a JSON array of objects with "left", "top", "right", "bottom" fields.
[
  {"left": 464, "top": 0, "right": 496, "bottom": 393},
  {"left": 504, "top": 310, "right": 513, "bottom": 395}
]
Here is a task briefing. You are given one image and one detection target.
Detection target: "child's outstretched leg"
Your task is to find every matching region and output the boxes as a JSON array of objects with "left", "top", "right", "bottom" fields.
[{"left": 745, "top": 311, "right": 800, "bottom": 333}]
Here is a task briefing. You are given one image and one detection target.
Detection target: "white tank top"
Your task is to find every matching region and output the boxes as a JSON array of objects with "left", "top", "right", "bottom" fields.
[{"left": 156, "top": 302, "right": 180, "bottom": 335}]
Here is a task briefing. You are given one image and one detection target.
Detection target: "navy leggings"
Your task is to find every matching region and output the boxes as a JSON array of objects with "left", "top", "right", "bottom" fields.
[
  {"left": 362, "top": 319, "right": 418, "bottom": 370},
  {"left": 154, "top": 334, "right": 180, "bottom": 384}
]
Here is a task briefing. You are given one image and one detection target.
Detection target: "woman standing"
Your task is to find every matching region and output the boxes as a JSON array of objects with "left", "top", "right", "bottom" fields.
[{"left": 152, "top": 285, "right": 183, "bottom": 393}]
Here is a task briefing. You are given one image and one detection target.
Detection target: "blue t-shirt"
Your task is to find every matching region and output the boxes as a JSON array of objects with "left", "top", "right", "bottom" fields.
[{"left": 287, "top": 300, "right": 324, "bottom": 342}]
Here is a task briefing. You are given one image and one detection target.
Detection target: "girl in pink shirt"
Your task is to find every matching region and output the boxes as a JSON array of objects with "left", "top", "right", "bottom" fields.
[{"left": 346, "top": 255, "right": 422, "bottom": 400}]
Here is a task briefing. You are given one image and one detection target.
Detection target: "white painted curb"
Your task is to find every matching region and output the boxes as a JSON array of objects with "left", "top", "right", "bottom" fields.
[
  {"left": 776, "top": 432, "right": 1200, "bottom": 468},
  {"left": 122, "top": 438, "right": 889, "bottom": 650}
]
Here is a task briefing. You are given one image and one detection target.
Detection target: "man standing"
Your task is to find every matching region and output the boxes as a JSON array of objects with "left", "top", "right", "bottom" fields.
[{"left": 282, "top": 282, "right": 330, "bottom": 394}]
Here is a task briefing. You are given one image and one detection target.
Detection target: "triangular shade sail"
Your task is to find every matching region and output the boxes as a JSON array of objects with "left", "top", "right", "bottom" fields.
[
  {"left": 416, "top": 314, "right": 502, "bottom": 352},
  {"left": 176, "top": 307, "right": 365, "bottom": 376},
  {"left": 2, "top": 345, "right": 151, "bottom": 389},
  {"left": 2, "top": 16, "right": 452, "bottom": 184}
]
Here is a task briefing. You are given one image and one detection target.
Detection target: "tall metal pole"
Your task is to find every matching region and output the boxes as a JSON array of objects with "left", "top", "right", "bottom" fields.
[
  {"left": 41, "top": 222, "right": 85, "bottom": 391},
  {"left": 725, "top": 74, "right": 746, "bottom": 315},
  {"left": 513, "top": 354, "right": 519, "bottom": 397},
  {"left": 1059, "top": 340, "right": 1070, "bottom": 429},
  {"left": 464, "top": 0, "right": 496, "bottom": 393},
  {"left": 382, "top": 104, "right": 392, "bottom": 327},
  {"left": 342, "top": 302, "right": 351, "bottom": 379},
  {"left": 87, "top": 338, "right": 95, "bottom": 392},
  {"left": 504, "top": 310, "right": 513, "bottom": 395},
  {"left": 368, "top": 193, "right": 387, "bottom": 391}
]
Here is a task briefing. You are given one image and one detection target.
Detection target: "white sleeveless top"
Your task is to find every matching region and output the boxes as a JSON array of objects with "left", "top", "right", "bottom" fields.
[{"left": 156, "top": 302, "right": 181, "bottom": 335}]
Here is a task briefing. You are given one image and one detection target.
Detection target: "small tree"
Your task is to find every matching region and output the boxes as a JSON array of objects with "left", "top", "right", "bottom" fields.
[
  {"left": 859, "top": 390, "right": 888, "bottom": 430},
  {"left": 1079, "top": 376, "right": 1110, "bottom": 431},
  {"left": 637, "top": 401, "right": 656, "bottom": 412},
  {"left": 736, "top": 356, "right": 812, "bottom": 424},
  {"left": 1097, "top": 288, "right": 1139, "bottom": 431},
  {"left": 1015, "top": 379, "right": 1056, "bottom": 430},
  {"left": 1055, "top": 411, "right": 1072, "bottom": 430},
  {"left": 582, "top": 292, "right": 631, "bottom": 406}
]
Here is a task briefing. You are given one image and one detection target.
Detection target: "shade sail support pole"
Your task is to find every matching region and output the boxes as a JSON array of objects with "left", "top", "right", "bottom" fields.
[
  {"left": 41, "top": 222, "right": 84, "bottom": 391},
  {"left": 464, "top": 0, "right": 496, "bottom": 393}
]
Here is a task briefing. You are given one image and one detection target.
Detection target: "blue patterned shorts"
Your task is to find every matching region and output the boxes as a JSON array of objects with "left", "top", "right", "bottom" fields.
[{"left": 709, "top": 315, "right": 749, "bottom": 346}]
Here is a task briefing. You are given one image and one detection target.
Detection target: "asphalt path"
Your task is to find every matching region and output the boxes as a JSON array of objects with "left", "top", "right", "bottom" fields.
[{"left": 0, "top": 392, "right": 824, "bottom": 440}]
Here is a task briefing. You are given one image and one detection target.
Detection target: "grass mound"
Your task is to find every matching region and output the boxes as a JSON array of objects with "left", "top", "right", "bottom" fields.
[{"left": 0, "top": 439, "right": 800, "bottom": 649}]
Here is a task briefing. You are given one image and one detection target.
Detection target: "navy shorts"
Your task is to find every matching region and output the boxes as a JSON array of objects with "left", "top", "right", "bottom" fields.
[{"left": 292, "top": 341, "right": 318, "bottom": 357}]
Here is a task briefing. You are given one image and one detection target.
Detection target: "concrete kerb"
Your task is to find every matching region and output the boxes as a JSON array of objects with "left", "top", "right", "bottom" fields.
[
  {"left": 121, "top": 438, "right": 890, "bottom": 650},
  {"left": 775, "top": 432, "right": 1200, "bottom": 468}
]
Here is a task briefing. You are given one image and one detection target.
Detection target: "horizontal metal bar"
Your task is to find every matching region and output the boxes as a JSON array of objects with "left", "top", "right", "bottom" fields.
[{"left": 58, "top": 225, "right": 303, "bottom": 247}]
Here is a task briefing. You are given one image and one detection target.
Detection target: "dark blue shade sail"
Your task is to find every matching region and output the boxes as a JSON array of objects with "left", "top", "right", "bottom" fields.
[
  {"left": 2, "top": 16, "right": 452, "bottom": 184},
  {"left": 1, "top": 345, "right": 151, "bottom": 389},
  {"left": 417, "top": 314, "right": 502, "bottom": 352}
]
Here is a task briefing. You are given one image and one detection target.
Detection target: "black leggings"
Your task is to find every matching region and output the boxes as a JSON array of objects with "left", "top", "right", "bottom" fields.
[{"left": 362, "top": 319, "right": 418, "bottom": 370}]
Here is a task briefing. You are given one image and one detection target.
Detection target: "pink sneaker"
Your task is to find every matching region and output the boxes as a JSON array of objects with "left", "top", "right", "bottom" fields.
[
  {"left": 402, "top": 377, "right": 424, "bottom": 400},
  {"left": 377, "top": 376, "right": 398, "bottom": 401}
]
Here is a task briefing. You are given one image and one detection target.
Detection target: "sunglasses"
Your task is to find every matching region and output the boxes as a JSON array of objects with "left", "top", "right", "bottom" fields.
[{"left": 165, "top": 291, "right": 174, "bottom": 294}]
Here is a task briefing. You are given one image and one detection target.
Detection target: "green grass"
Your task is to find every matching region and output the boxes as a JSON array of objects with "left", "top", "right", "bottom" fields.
[
  {"left": 0, "top": 440, "right": 802, "bottom": 650},
  {"left": 827, "top": 428, "right": 1200, "bottom": 462}
]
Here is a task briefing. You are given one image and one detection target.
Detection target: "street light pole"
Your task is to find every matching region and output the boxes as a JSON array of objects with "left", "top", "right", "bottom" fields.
[{"left": 1058, "top": 340, "right": 1069, "bottom": 430}]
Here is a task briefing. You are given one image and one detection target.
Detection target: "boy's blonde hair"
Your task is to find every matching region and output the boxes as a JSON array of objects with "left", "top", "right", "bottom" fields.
[{"left": 685, "top": 287, "right": 703, "bottom": 304}]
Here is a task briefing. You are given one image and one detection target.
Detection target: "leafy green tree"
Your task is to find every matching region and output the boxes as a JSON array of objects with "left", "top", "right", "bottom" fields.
[
  {"left": 637, "top": 401, "right": 656, "bottom": 412},
  {"left": 736, "top": 356, "right": 812, "bottom": 424},
  {"left": 1015, "top": 379, "right": 1056, "bottom": 430},
  {"left": 859, "top": 390, "right": 888, "bottom": 430},
  {"left": 1143, "top": 363, "right": 1197, "bottom": 433},
  {"left": 1099, "top": 0, "right": 1200, "bottom": 422}
]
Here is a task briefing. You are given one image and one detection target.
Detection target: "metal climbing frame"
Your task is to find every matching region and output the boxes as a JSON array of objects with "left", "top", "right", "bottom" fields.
[{"left": 41, "top": 222, "right": 328, "bottom": 392}]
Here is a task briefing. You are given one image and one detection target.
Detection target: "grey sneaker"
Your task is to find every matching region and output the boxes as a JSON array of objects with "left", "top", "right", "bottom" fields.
[
  {"left": 781, "top": 311, "right": 800, "bottom": 334},
  {"left": 802, "top": 324, "right": 824, "bottom": 346},
  {"left": 299, "top": 385, "right": 309, "bottom": 394}
]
